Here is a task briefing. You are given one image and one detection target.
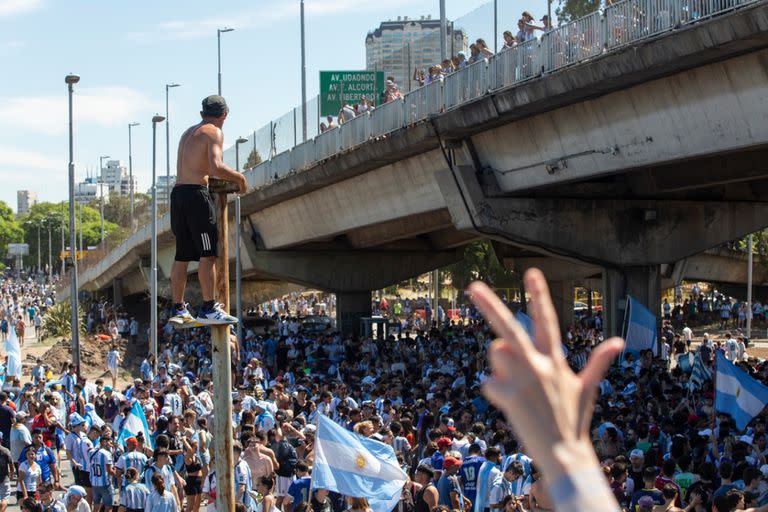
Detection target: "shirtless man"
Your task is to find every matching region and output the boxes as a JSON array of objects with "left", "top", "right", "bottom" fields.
[{"left": 168, "top": 95, "right": 247, "bottom": 326}]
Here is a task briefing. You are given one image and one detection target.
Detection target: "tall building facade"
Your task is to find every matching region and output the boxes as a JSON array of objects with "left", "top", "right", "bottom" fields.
[
  {"left": 365, "top": 16, "right": 468, "bottom": 94},
  {"left": 100, "top": 160, "right": 137, "bottom": 198},
  {"left": 154, "top": 175, "right": 176, "bottom": 206},
  {"left": 17, "top": 190, "right": 37, "bottom": 215}
]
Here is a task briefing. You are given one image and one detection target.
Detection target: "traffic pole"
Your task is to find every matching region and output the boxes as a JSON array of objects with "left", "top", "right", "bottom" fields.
[{"left": 209, "top": 177, "right": 236, "bottom": 512}]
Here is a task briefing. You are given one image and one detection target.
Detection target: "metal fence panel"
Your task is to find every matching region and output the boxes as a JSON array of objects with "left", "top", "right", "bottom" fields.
[
  {"left": 290, "top": 139, "right": 315, "bottom": 172},
  {"left": 606, "top": 0, "right": 678, "bottom": 48},
  {"left": 405, "top": 79, "right": 443, "bottom": 123},
  {"left": 370, "top": 98, "right": 405, "bottom": 136},
  {"left": 315, "top": 128, "right": 340, "bottom": 161},
  {"left": 445, "top": 60, "right": 490, "bottom": 108},
  {"left": 339, "top": 112, "right": 371, "bottom": 150},
  {"left": 270, "top": 151, "right": 292, "bottom": 180},
  {"left": 489, "top": 39, "right": 542, "bottom": 90},
  {"left": 542, "top": 11, "right": 604, "bottom": 72}
]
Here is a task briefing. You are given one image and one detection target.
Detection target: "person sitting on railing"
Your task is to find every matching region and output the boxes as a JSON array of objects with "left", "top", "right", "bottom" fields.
[{"left": 502, "top": 31, "right": 517, "bottom": 49}]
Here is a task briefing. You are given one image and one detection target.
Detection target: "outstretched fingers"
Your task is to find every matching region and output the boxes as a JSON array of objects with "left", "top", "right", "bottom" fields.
[
  {"left": 524, "top": 268, "right": 565, "bottom": 357},
  {"left": 579, "top": 337, "right": 625, "bottom": 390}
]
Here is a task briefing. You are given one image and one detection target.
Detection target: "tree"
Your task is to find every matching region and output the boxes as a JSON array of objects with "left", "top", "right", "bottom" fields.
[
  {"left": 102, "top": 191, "right": 149, "bottom": 228},
  {"left": 555, "top": 0, "right": 601, "bottom": 23},
  {"left": 443, "top": 240, "right": 517, "bottom": 291},
  {"left": 245, "top": 149, "right": 263, "bottom": 170},
  {"left": 0, "top": 201, "right": 23, "bottom": 262}
]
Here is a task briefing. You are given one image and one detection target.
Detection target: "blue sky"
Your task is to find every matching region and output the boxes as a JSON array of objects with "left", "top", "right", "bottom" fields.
[{"left": 0, "top": 0, "right": 538, "bottom": 212}]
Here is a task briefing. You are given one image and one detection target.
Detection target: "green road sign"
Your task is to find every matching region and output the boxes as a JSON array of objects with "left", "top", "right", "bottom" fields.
[{"left": 319, "top": 71, "right": 385, "bottom": 117}]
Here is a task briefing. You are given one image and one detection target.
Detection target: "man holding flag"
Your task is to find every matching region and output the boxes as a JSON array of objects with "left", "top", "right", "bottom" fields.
[{"left": 312, "top": 414, "right": 407, "bottom": 512}]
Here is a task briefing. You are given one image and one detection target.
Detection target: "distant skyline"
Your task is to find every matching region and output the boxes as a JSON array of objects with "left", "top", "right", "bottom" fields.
[{"left": 1, "top": 0, "right": 538, "bottom": 212}]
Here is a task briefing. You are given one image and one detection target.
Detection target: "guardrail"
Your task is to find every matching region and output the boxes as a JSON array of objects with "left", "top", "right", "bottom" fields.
[{"left": 69, "top": 0, "right": 760, "bottom": 286}]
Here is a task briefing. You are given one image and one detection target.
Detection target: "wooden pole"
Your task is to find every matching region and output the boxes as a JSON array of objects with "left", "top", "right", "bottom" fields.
[{"left": 210, "top": 178, "right": 236, "bottom": 512}]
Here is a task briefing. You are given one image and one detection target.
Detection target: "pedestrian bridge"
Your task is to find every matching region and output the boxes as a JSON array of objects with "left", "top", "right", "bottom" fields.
[{"left": 67, "top": 0, "right": 768, "bottom": 333}]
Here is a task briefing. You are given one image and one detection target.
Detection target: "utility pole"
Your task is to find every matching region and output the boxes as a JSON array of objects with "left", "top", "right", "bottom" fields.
[
  {"left": 209, "top": 176, "right": 237, "bottom": 512},
  {"left": 440, "top": 0, "right": 447, "bottom": 61},
  {"left": 300, "top": 0, "right": 308, "bottom": 141},
  {"left": 747, "top": 234, "right": 754, "bottom": 339}
]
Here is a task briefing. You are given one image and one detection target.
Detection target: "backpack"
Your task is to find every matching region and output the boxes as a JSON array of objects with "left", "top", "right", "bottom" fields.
[{"left": 275, "top": 440, "right": 298, "bottom": 477}]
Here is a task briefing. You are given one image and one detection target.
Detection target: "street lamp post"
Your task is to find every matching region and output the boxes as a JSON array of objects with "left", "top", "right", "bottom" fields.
[
  {"left": 165, "top": 83, "right": 180, "bottom": 205},
  {"left": 47, "top": 216, "right": 53, "bottom": 279},
  {"left": 494, "top": 0, "right": 498, "bottom": 53},
  {"left": 78, "top": 202, "right": 83, "bottom": 253},
  {"left": 99, "top": 155, "right": 110, "bottom": 243},
  {"left": 300, "top": 0, "right": 308, "bottom": 141},
  {"left": 217, "top": 27, "right": 234, "bottom": 95},
  {"left": 65, "top": 73, "right": 82, "bottom": 376},
  {"left": 128, "top": 122, "right": 140, "bottom": 228},
  {"left": 439, "top": 0, "right": 447, "bottom": 61},
  {"left": 36, "top": 223, "right": 41, "bottom": 272},
  {"left": 234, "top": 136, "right": 248, "bottom": 346},
  {"left": 151, "top": 114, "right": 166, "bottom": 376}
]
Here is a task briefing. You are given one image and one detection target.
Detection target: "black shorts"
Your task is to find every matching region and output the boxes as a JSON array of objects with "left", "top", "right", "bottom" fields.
[
  {"left": 170, "top": 184, "right": 218, "bottom": 262},
  {"left": 185, "top": 475, "right": 203, "bottom": 495},
  {"left": 77, "top": 470, "right": 92, "bottom": 488}
]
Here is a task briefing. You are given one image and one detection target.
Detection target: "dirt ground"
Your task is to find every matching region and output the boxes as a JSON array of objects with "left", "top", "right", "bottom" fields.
[{"left": 21, "top": 331, "right": 143, "bottom": 390}]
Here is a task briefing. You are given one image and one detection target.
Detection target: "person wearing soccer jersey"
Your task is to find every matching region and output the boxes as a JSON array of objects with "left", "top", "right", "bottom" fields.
[
  {"left": 89, "top": 435, "right": 116, "bottom": 512},
  {"left": 18, "top": 429, "right": 59, "bottom": 490},
  {"left": 234, "top": 442, "right": 255, "bottom": 511},
  {"left": 283, "top": 461, "right": 311, "bottom": 512},
  {"left": 122, "top": 467, "right": 150, "bottom": 512},
  {"left": 459, "top": 443, "right": 485, "bottom": 507},
  {"left": 115, "top": 437, "right": 149, "bottom": 504},
  {"left": 474, "top": 447, "right": 502, "bottom": 512},
  {"left": 146, "top": 473, "right": 179, "bottom": 512}
]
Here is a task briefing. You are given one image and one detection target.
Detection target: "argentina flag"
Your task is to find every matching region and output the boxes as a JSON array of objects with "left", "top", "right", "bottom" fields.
[
  {"left": 688, "top": 352, "right": 712, "bottom": 391},
  {"left": 715, "top": 351, "right": 768, "bottom": 430},
  {"left": 313, "top": 415, "right": 406, "bottom": 512},
  {"left": 117, "top": 400, "right": 154, "bottom": 449},
  {"left": 623, "top": 296, "right": 657, "bottom": 356}
]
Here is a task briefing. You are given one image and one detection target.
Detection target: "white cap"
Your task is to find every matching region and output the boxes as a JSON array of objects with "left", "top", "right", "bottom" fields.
[{"left": 629, "top": 449, "right": 644, "bottom": 459}]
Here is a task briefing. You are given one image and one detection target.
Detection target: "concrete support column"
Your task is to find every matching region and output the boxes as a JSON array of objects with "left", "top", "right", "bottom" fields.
[
  {"left": 113, "top": 278, "right": 124, "bottom": 308},
  {"left": 602, "top": 265, "right": 661, "bottom": 339},
  {"left": 336, "top": 291, "right": 372, "bottom": 337},
  {"left": 549, "top": 279, "right": 574, "bottom": 334}
]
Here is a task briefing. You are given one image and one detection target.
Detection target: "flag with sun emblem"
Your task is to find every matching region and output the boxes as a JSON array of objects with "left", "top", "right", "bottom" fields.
[
  {"left": 313, "top": 415, "right": 407, "bottom": 512},
  {"left": 715, "top": 351, "right": 768, "bottom": 430}
]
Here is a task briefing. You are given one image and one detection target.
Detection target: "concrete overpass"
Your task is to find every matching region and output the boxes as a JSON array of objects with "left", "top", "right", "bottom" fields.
[{"left": 69, "top": 0, "right": 768, "bottom": 334}]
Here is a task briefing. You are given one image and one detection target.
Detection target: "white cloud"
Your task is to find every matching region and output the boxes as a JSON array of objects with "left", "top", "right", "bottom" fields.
[
  {"left": 0, "top": 0, "right": 41, "bottom": 18},
  {"left": 0, "top": 87, "right": 158, "bottom": 136},
  {"left": 0, "top": 146, "right": 60, "bottom": 171},
  {"left": 127, "top": 0, "right": 414, "bottom": 43}
]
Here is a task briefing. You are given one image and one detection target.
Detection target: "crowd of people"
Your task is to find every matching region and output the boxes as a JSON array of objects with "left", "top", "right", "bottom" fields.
[{"left": 3, "top": 267, "right": 768, "bottom": 511}]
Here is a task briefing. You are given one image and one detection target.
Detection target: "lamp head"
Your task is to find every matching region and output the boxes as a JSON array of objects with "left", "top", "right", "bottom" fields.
[
  {"left": 129, "top": 122, "right": 140, "bottom": 128},
  {"left": 100, "top": 155, "right": 110, "bottom": 159},
  {"left": 167, "top": 83, "right": 181, "bottom": 89},
  {"left": 219, "top": 27, "right": 234, "bottom": 33},
  {"left": 152, "top": 114, "right": 166, "bottom": 124},
  {"left": 65, "top": 74, "right": 80, "bottom": 85},
  {"left": 236, "top": 137, "right": 248, "bottom": 145}
]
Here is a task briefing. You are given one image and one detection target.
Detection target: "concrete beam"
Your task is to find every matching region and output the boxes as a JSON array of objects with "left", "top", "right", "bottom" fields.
[
  {"left": 439, "top": 166, "right": 768, "bottom": 266},
  {"left": 243, "top": 247, "right": 463, "bottom": 292},
  {"left": 345, "top": 210, "right": 453, "bottom": 249}
]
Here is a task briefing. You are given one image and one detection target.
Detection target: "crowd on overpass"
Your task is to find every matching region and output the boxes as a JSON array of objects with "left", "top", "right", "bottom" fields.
[{"left": 4, "top": 268, "right": 768, "bottom": 511}]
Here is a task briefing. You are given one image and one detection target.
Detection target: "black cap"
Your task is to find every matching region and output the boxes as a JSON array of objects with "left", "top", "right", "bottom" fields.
[{"left": 202, "top": 95, "right": 228, "bottom": 117}]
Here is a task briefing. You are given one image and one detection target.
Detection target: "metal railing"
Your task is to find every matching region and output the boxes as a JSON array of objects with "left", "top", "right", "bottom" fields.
[{"left": 70, "top": 0, "right": 761, "bottom": 286}]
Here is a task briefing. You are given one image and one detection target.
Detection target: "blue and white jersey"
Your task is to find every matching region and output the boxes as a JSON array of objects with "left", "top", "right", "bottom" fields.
[
  {"left": 502, "top": 453, "right": 532, "bottom": 478},
  {"left": 64, "top": 432, "right": 83, "bottom": 468},
  {"left": 121, "top": 482, "right": 150, "bottom": 509},
  {"left": 140, "top": 360, "right": 154, "bottom": 381},
  {"left": 145, "top": 489, "right": 179, "bottom": 512},
  {"left": 165, "top": 393, "right": 183, "bottom": 417},
  {"left": 234, "top": 459, "right": 255, "bottom": 509},
  {"left": 116, "top": 451, "right": 148, "bottom": 487},
  {"left": 458, "top": 455, "right": 485, "bottom": 504},
  {"left": 89, "top": 447, "right": 113, "bottom": 487},
  {"left": 78, "top": 436, "right": 94, "bottom": 473},
  {"left": 144, "top": 464, "right": 175, "bottom": 492},
  {"left": 474, "top": 461, "right": 501, "bottom": 512}
]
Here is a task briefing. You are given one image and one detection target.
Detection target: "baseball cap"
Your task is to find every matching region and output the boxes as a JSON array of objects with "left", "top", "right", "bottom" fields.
[
  {"left": 202, "top": 95, "right": 229, "bottom": 117},
  {"left": 437, "top": 437, "right": 453, "bottom": 450},
  {"left": 443, "top": 456, "right": 462, "bottom": 470},
  {"left": 69, "top": 413, "right": 86, "bottom": 427},
  {"left": 68, "top": 485, "right": 87, "bottom": 498},
  {"left": 126, "top": 437, "right": 139, "bottom": 447},
  {"left": 104, "top": 385, "right": 113, "bottom": 392},
  {"left": 629, "top": 449, "right": 645, "bottom": 459}
]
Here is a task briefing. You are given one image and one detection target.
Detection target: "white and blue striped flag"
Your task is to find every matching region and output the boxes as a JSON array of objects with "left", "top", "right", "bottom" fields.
[
  {"left": 623, "top": 296, "right": 657, "bottom": 356},
  {"left": 715, "top": 351, "right": 768, "bottom": 430},
  {"left": 688, "top": 352, "right": 712, "bottom": 391},
  {"left": 117, "top": 400, "right": 154, "bottom": 449},
  {"left": 313, "top": 414, "right": 406, "bottom": 512}
]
